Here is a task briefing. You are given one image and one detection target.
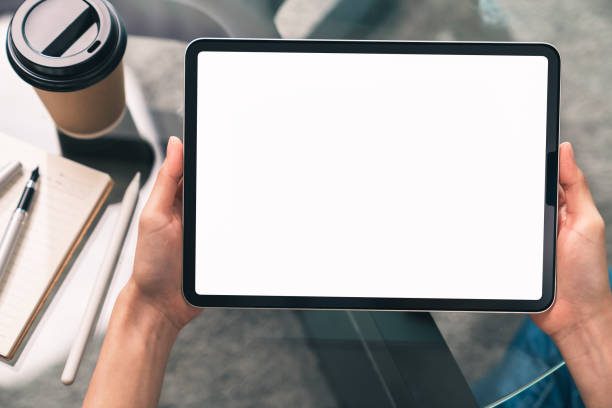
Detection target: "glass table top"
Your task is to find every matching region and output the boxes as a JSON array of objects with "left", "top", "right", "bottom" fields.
[{"left": 1, "top": 0, "right": 611, "bottom": 406}]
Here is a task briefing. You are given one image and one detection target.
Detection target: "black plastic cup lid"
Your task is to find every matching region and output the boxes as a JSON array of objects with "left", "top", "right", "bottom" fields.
[{"left": 6, "top": 0, "right": 127, "bottom": 92}]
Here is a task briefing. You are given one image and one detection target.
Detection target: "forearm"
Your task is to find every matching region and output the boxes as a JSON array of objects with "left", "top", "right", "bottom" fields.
[
  {"left": 553, "top": 297, "right": 612, "bottom": 408},
  {"left": 83, "top": 283, "right": 179, "bottom": 408}
]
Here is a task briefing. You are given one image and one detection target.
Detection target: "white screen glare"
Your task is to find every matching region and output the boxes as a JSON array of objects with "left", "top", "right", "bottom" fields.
[{"left": 195, "top": 51, "right": 548, "bottom": 300}]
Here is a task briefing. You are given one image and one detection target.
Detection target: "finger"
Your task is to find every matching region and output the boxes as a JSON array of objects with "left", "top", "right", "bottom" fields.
[
  {"left": 173, "top": 178, "right": 184, "bottom": 213},
  {"left": 175, "top": 178, "right": 184, "bottom": 203},
  {"left": 558, "top": 183, "right": 566, "bottom": 207},
  {"left": 558, "top": 184, "right": 567, "bottom": 227},
  {"left": 558, "top": 142, "right": 597, "bottom": 216},
  {"left": 147, "top": 136, "right": 184, "bottom": 213}
]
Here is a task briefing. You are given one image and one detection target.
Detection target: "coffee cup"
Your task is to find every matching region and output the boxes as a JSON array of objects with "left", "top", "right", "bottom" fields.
[{"left": 6, "top": 0, "right": 128, "bottom": 139}]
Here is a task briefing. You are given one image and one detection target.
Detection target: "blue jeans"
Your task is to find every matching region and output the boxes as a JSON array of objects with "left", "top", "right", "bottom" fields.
[{"left": 474, "top": 268, "right": 612, "bottom": 407}]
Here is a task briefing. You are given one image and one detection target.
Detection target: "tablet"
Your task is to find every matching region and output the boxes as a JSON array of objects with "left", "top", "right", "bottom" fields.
[{"left": 183, "top": 39, "right": 559, "bottom": 312}]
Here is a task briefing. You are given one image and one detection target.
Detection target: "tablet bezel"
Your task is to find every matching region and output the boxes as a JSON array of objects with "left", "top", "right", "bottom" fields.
[{"left": 183, "top": 39, "right": 560, "bottom": 312}]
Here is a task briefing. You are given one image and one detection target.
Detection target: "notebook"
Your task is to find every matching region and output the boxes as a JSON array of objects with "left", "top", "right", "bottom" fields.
[{"left": 0, "top": 132, "right": 113, "bottom": 360}]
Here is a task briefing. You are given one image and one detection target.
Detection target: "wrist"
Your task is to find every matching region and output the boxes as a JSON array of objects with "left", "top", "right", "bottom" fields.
[
  {"left": 84, "top": 281, "right": 180, "bottom": 408},
  {"left": 552, "top": 294, "right": 612, "bottom": 362},
  {"left": 115, "top": 281, "right": 181, "bottom": 344},
  {"left": 549, "top": 295, "right": 612, "bottom": 407}
]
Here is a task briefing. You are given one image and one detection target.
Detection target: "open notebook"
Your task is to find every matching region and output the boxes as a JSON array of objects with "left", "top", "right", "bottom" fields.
[{"left": 0, "top": 132, "right": 113, "bottom": 360}]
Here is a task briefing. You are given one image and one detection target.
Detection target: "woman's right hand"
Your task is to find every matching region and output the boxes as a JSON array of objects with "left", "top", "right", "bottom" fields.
[
  {"left": 530, "top": 142, "right": 611, "bottom": 338},
  {"left": 530, "top": 141, "right": 612, "bottom": 408}
]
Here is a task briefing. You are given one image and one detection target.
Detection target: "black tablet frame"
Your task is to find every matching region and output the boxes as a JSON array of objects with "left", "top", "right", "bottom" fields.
[{"left": 183, "top": 39, "right": 560, "bottom": 312}]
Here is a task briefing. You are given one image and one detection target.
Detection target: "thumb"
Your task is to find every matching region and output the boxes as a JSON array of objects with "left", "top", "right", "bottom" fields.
[
  {"left": 148, "top": 136, "right": 183, "bottom": 213},
  {"left": 558, "top": 142, "right": 597, "bottom": 217}
]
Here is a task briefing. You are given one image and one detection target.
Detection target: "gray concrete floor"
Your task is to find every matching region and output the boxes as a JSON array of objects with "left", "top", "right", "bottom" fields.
[{"left": 2, "top": 0, "right": 612, "bottom": 406}]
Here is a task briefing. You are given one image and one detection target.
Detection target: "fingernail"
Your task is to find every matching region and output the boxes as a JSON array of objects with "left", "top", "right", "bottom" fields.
[
  {"left": 560, "top": 142, "right": 574, "bottom": 162},
  {"left": 167, "top": 136, "right": 178, "bottom": 155},
  {"left": 564, "top": 142, "right": 576, "bottom": 165}
]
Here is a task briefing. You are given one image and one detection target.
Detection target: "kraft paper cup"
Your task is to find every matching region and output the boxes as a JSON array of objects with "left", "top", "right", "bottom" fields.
[{"left": 6, "top": 0, "right": 128, "bottom": 139}]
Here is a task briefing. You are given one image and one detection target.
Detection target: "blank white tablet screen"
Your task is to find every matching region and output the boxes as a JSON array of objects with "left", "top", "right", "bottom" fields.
[{"left": 195, "top": 51, "right": 548, "bottom": 300}]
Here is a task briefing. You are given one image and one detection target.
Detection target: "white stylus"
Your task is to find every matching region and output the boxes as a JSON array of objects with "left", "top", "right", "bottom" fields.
[
  {"left": 0, "top": 161, "right": 22, "bottom": 191},
  {"left": 61, "top": 172, "right": 140, "bottom": 385}
]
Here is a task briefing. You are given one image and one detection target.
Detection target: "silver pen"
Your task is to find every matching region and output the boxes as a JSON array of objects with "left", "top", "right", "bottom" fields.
[{"left": 0, "top": 167, "right": 39, "bottom": 279}]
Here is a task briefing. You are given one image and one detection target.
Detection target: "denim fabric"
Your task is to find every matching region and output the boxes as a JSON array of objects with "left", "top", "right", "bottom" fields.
[
  {"left": 474, "top": 318, "right": 584, "bottom": 408},
  {"left": 473, "top": 267, "right": 612, "bottom": 407}
]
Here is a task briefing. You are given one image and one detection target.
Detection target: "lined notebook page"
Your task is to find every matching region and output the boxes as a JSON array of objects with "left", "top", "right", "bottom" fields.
[{"left": 0, "top": 132, "right": 112, "bottom": 358}]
